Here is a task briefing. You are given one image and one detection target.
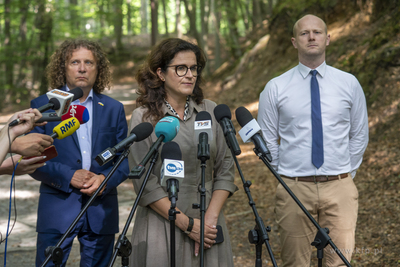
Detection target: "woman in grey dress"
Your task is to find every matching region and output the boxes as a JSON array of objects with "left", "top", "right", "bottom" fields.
[{"left": 128, "top": 38, "right": 238, "bottom": 267}]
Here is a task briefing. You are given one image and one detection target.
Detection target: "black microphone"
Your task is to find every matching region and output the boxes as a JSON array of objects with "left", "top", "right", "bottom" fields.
[
  {"left": 214, "top": 104, "right": 241, "bottom": 155},
  {"left": 160, "top": 141, "right": 184, "bottom": 202},
  {"left": 95, "top": 122, "right": 153, "bottom": 166},
  {"left": 128, "top": 116, "right": 180, "bottom": 179},
  {"left": 195, "top": 111, "right": 212, "bottom": 161},
  {"left": 235, "top": 106, "right": 272, "bottom": 162}
]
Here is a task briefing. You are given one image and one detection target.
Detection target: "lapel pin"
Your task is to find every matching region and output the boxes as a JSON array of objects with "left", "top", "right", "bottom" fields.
[{"left": 98, "top": 102, "right": 104, "bottom": 106}]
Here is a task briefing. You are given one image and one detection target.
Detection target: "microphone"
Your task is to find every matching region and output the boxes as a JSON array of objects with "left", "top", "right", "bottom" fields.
[
  {"left": 213, "top": 104, "right": 241, "bottom": 155},
  {"left": 95, "top": 122, "right": 153, "bottom": 166},
  {"left": 128, "top": 116, "right": 180, "bottom": 179},
  {"left": 160, "top": 141, "right": 184, "bottom": 202},
  {"left": 36, "top": 105, "right": 90, "bottom": 124},
  {"left": 195, "top": 111, "right": 212, "bottom": 161},
  {"left": 49, "top": 117, "right": 81, "bottom": 140},
  {"left": 235, "top": 106, "right": 272, "bottom": 162},
  {"left": 9, "top": 87, "right": 83, "bottom": 127},
  {"left": 40, "top": 87, "right": 84, "bottom": 116}
]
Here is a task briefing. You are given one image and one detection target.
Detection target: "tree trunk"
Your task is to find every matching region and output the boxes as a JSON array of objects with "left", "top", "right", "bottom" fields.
[
  {"left": 151, "top": 0, "right": 159, "bottom": 46},
  {"left": 252, "top": 0, "right": 262, "bottom": 28},
  {"left": 267, "top": 0, "right": 273, "bottom": 17},
  {"left": 127, "top": 0, "right": 132, "bottom": 34},
  {"left": 36, "top": 0, "right": 53, "bottom": 95},
  {"left": 223, "top": 0, "right": 242, "bottom": 58},
  {"left": 200, "top": 0, "right": 209, "bottom": 74},
  {"left": 211, "top": 0, "right": 221, "bottom": 70},
  {"left": 69, "top": 0, "right": 80, "bottom": 34},
  {"left": 182, "top": 0, "right": 200, "bottom": 44},
  {"left": 175, "top": 0, "right": 182, "bottom": 38},
  {"left": 141, "top": 0, "right": 148, "bottom": 34},
  {"left": 236, "top": 0, "right": 249, "bottom": 32},
  {"left": 161, "top": 0, "right": 169, "bottom": 36},
  {"left": 114, "top": 0, "right": 124, "bottom": 52},
  {"left": 4, "top": 0, "right": 13, "bottom": 110}
]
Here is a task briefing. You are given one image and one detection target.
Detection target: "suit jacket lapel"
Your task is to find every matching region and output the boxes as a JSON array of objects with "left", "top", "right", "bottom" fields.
[{"left": 91, "top": 93, "right": 103, "bottom": 149}]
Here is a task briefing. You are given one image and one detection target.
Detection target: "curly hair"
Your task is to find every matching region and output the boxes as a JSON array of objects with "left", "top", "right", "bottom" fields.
[
  {"left": 135, "top": 38, "right": 206, "bottom": 124},
  {"left": 46, "top": 39, "right": 111, "bottom": 94}
]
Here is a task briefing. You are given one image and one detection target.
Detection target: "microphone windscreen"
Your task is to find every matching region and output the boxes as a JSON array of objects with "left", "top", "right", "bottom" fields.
[
  {"left": 161, "top": 141, "right": 182, "bottom": 161},
  {"left": 196, "top": 111, "right": 212, "bottom": 121},
  {"left": 131, "top": 122, "right": 153, "bottom": 141},
  {"left": 235, "top": 106, "right": 253, "bottom": 127},
  {"left": 61, "top": 105, "right": 90, "bottom": 124},
  {"left": 70, "top": 87, "right": 84, "bottom": 101},
  {"left": 52, "top": 117, "right": 81, "bottom": 139},
  {"left": 155, "top": 116, "right": 180, "bottom": 142},
  {"left": 214, "top": 104, "right": 232, "bottom": 122}
]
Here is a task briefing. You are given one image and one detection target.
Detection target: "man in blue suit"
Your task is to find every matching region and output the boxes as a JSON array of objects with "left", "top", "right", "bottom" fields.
[{"left": 30, "top": 39, "right": 129, "bottom": 266}]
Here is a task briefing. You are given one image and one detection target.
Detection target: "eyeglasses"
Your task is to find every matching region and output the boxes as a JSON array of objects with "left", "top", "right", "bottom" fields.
[{"left": 166, "top": 65, "right": 201, "bottom": 77}]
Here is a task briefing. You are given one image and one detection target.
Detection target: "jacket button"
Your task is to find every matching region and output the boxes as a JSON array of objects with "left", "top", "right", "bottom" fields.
[{"left": 77, "top": 160, "right": 81, "bottom": 164}]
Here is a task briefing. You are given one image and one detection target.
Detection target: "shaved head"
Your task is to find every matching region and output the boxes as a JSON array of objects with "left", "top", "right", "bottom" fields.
[{"left": 293, "top": 14, "right": 327, "bottom": 37}]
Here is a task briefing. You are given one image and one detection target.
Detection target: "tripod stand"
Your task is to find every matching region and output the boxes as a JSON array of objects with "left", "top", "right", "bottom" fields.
[{"left": 254, "top": 147, "right": 352, "bottom": 267}]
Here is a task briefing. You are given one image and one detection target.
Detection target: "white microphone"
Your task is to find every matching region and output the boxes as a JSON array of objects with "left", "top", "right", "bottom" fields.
[
  {"left": 42, "top": 87, "right": 83, "bottom": 117},
  {"left": 160, "top": 142, "right": 184, "bottom": 202},
  {"left": 235, "top": 106, "right": 272, "bottom": 162}
]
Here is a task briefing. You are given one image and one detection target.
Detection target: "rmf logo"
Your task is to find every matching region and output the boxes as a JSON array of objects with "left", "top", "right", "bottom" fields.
[
  {"left": 60, "top": 118, "right": 77, "bottom": 134},
  {"left": 196, "top": 121, "right": 210, "bottom": 127}
]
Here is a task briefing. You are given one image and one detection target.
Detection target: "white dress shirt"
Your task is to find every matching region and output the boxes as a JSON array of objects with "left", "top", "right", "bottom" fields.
[
  {"left": 68, "top": 86, "right": 94, "bottom": 171},
  {"left": 257, "top": 62, "right": 368, "bottom": 178}
]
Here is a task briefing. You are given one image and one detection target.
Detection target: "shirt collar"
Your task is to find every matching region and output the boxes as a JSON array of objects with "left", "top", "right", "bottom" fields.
[
  {"left": 162, "top": 96, "right": 202, "bottom": 121},
  {"left": 67, "top": 85, "right": 93, "bottom": 105},
  {"left": 298, "top": 61, "right": 327, "bottom": 78}
]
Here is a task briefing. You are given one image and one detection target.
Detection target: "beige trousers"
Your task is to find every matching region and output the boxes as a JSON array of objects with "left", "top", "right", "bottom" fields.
[{"left": 275, "top": 174, "right": 358, "bottom": 267}]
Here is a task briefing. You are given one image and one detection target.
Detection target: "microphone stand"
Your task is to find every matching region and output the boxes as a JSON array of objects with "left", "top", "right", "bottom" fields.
[
  {"left": 108, "top": 150, "right": 160, "bottom": 267},
  {"left": 253, "top": 148, "right": 352, "bottom": 267},
  {"left": 166, "top": 179, "right": 180, "bottom": 267},
  {"left": 228, "top": 145, "right": 278, "bottom": 267},
  {"left": 40, "top": 148, "right": 131, "bottom": 267},
  {"left": 193, "top": 132, "right": 210, "bottom": 267}
]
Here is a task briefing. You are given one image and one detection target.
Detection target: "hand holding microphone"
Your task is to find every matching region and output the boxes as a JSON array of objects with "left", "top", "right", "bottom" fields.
[
  {"left": 235, "top": 106, "right": 272, "bottom": 162},
  {"left": 9, "top": 87, "right": 83, "bottom": 128}
]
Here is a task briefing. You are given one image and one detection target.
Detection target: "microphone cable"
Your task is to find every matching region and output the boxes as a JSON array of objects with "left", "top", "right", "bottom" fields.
[{"left": 1, "top": 125, "right": 20, "bottom": 267}]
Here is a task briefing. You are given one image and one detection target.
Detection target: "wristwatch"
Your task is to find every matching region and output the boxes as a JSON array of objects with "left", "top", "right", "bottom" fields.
[{"left": 184, "top": 216, "right": 194, "bottom": 235}]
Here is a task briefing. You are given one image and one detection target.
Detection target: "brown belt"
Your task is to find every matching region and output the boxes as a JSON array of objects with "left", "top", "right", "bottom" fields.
[{"left": 281, "top": 173, "right": 348, "bottom": 183}]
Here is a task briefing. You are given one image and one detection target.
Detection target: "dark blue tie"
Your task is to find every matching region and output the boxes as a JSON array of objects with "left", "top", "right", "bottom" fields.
[{"left": 310, "top": 70, "right": 324, "bottom": 168}]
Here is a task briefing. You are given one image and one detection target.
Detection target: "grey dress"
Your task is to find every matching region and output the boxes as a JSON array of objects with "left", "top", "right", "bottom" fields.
[{"left": 128, "top": 98, "right": 238, "bottom": 267}]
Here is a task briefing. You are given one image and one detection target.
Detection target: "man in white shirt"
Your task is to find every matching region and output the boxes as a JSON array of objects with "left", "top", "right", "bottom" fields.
[{"left": 257, "top": 14, "right": 368, "bottom": 266}]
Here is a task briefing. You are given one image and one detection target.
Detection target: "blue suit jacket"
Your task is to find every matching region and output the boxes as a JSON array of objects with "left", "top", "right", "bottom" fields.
[{"left": 30, "top": 88, "right": 129, "bottom": 235}]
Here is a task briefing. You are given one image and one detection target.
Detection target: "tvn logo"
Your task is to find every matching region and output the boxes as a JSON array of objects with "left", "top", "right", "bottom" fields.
[
  {"left": 196, "top": 121, "right": 210, "bottom": 127},
  {"left": 60, "top": 118, "right": 77, "bottom": 134},
  {"left": 165, "top": 160, "right": 184, "bottom": 177}
]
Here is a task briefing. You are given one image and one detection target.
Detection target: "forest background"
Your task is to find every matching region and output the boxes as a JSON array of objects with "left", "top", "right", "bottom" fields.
[{"left": 0, "top": 0, "right": 399, "bottom": 266}]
